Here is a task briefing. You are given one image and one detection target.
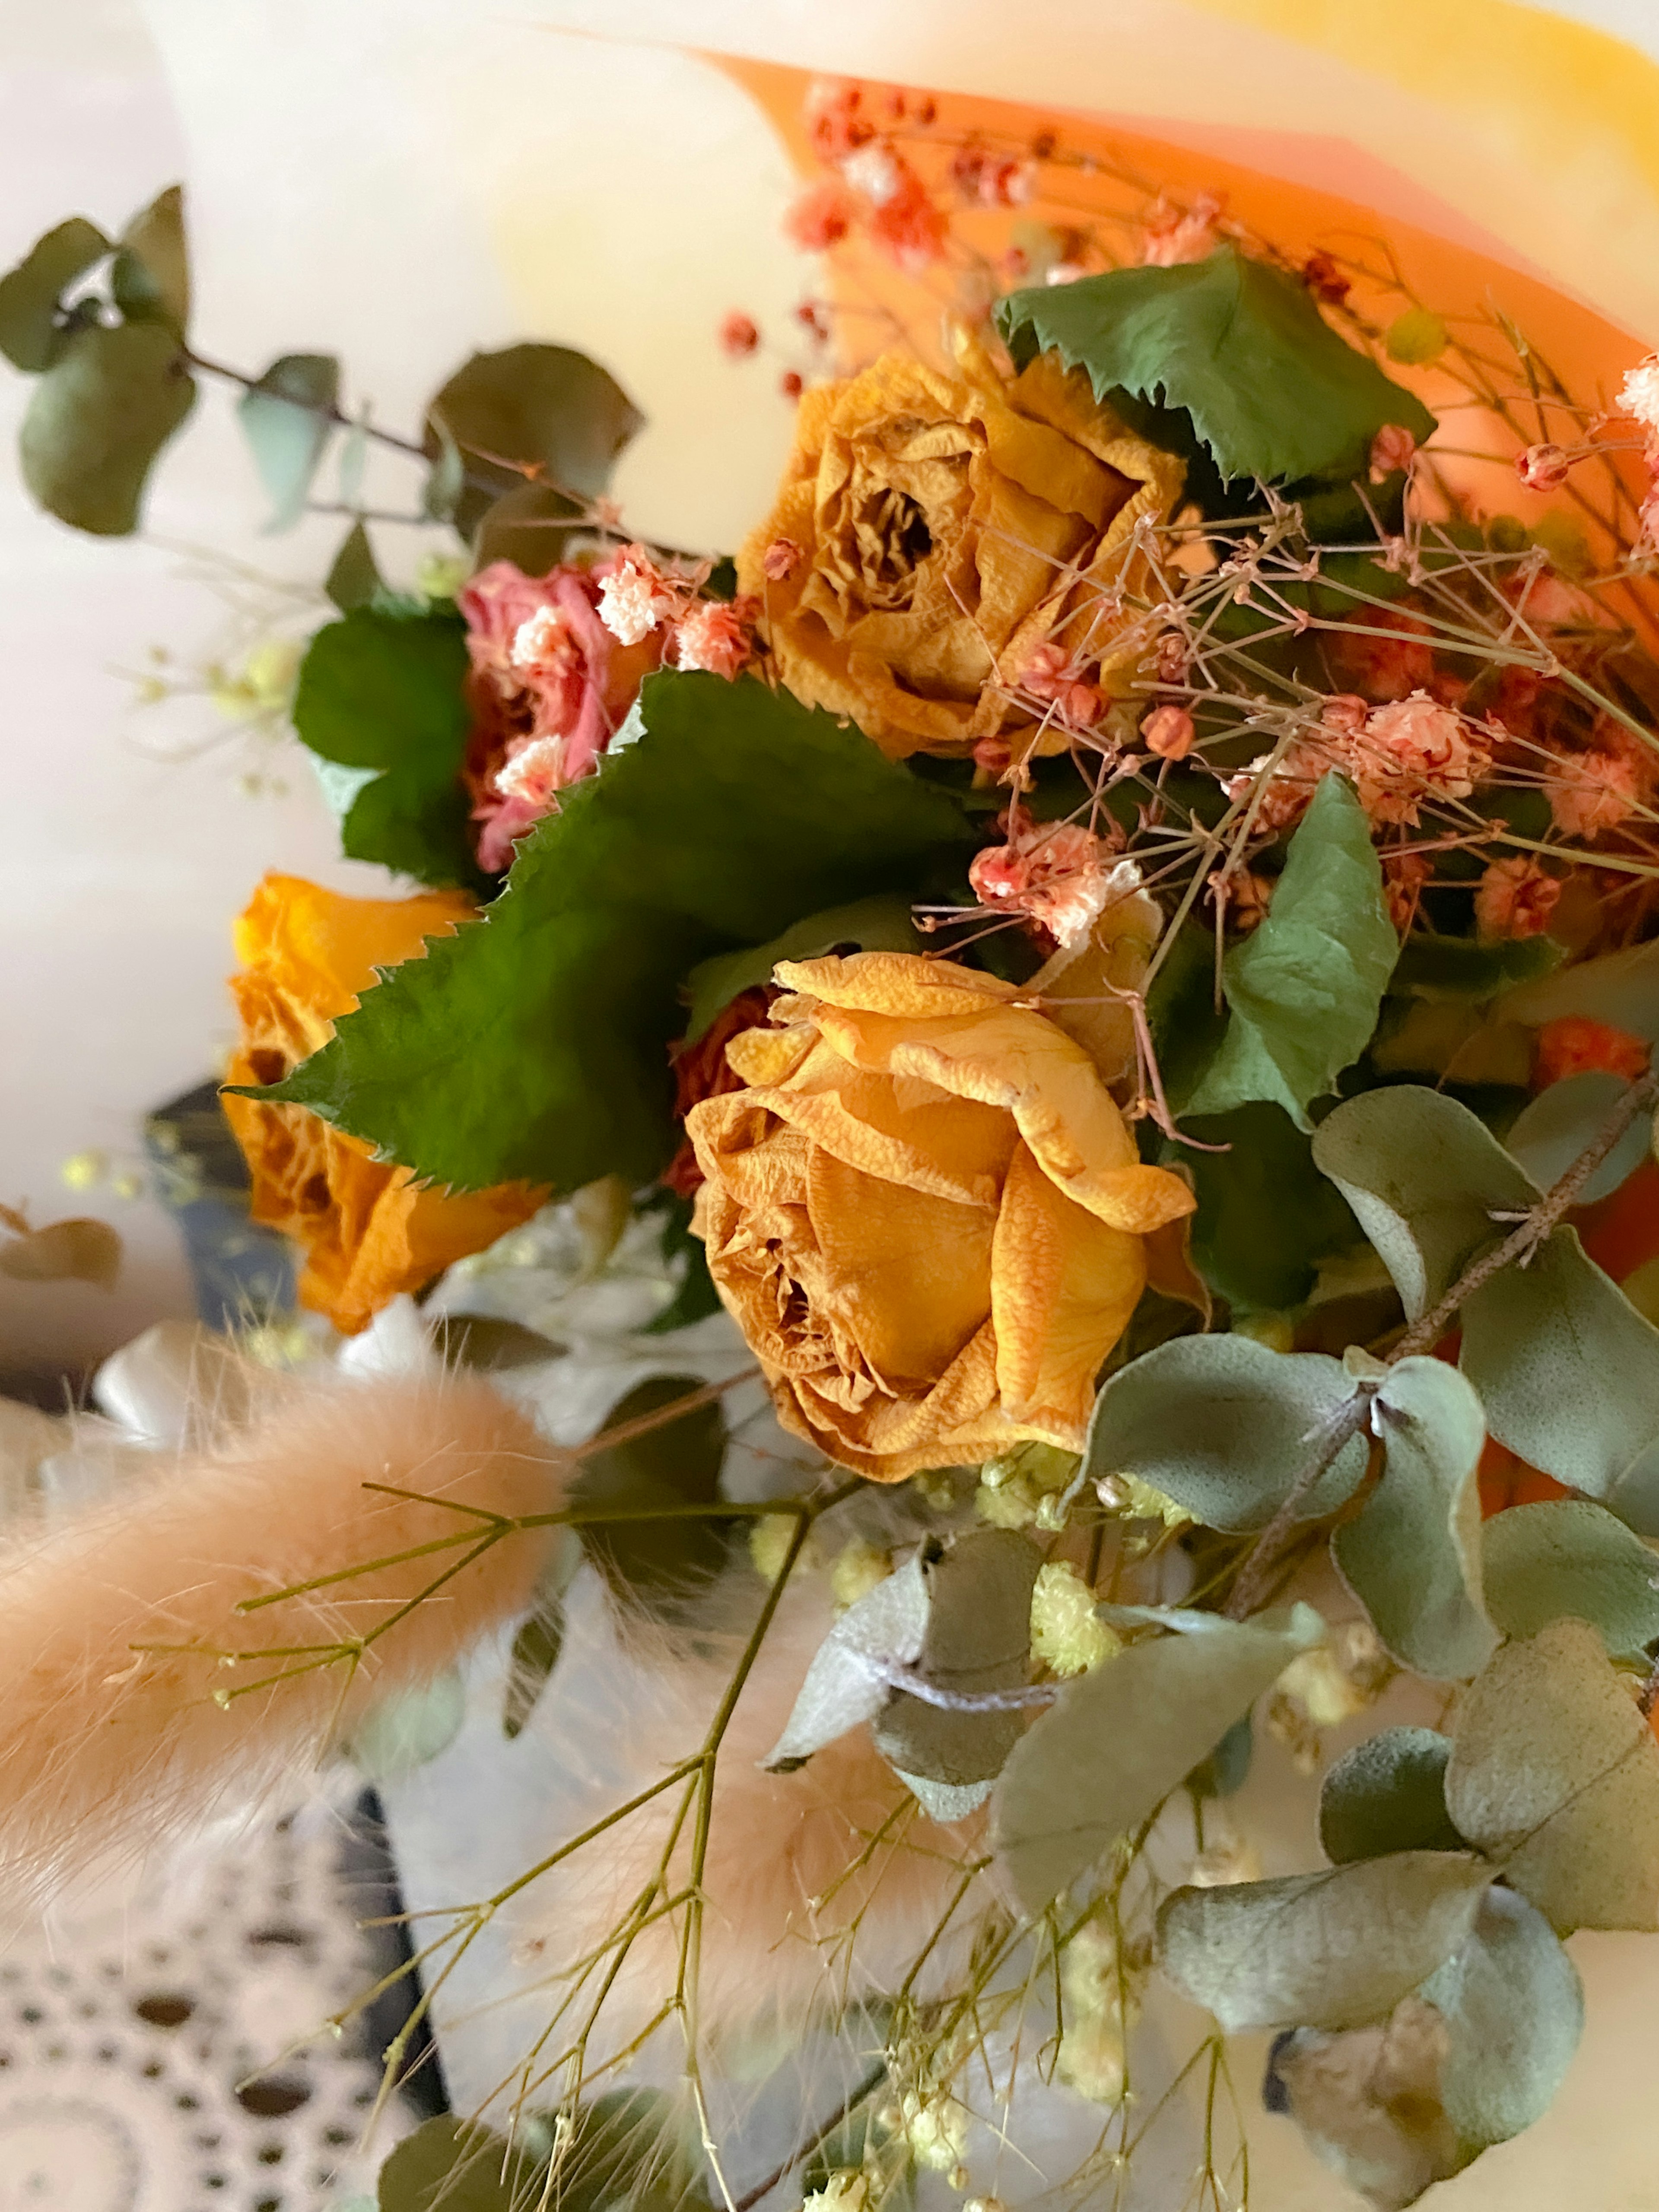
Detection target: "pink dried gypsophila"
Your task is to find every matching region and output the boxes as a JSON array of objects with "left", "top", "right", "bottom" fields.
[
  {"left": 720, "top": 311, "right": 760, "bottom": 359},
  {"left": 1515, "top": 443, "right": 1572, "bottom": 492},
  {"left": 969, "top": 816, "right": 1131, "bottom": 947},
  {"left": 1141, "top": 705, "right": 1195, "bottom": 760},
  {"left": 676, "top": 598, "right": 759, "bottom": 681},
  {"left": 1475, "top": 855, "right": 1562, "bottom": 941},
  {"left": 511, "top": 1577, "right": 992, "bottom": 2068},
  {"left": 598, "top": 545, "right": 683, "bottom": 648},
  {"left": 804, "top": 77, "right": 869, "bottom": 162},
  {"left": 1225, "top": 743, "right": 1330, "bottom": 835},
  {"left": 950, "top": 141, "right": 1035, "bottom": 208},
  {"left": 1616, "top": 355, "right": 1659, "bottom": 435},
  {"left": 1337, "top": 692, "right": 1490, "bottom": 827},
  {"left": 1141, "top": 192, "right": 1223, "bottom": 268},
  {"left": 0, "top": 1372, "right": 558, "bottom": 1896},
  {"left": 840, "top": 142, "right": 949, "bottom": 271},
  {"left": 785, "top": 179, "right": 857, "bottom": 253},
  {"left": 762, "top": 537, "right": 804, "bottom": 583},
  {"left": 1369, "top": 425, "right": 1417, "bottom": 482},
  {"left": 1382, "top": 851, "right": 1433, "bottom": 935},
  {"left": 1020, "top": 642, "right": 1102, "bottom": 729},
  {"left": 1546, "top": 748, "right": 1643, "bottom": 837}
]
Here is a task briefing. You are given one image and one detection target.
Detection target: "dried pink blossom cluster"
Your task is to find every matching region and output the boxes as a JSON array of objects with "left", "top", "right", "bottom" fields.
[
  {"left": 783, "top": 78, "right": 950, "bottom": 273},
  {"left": 597, "top": 544, "right": 758, "bottom": 681},
  {"left": 1019, "top": 642, "right": 1102, "bottom": 730},
  {"left": 1340, "top": 691, "right": 1491, "bottom": 826},
  {"left": 968, "top": 809, "right": 1130, "bottom": 947},
  {"left": 1474, "top": 855, "right": 1561, "bottom": 941},
  {"left": 1141, "top": 192, "right": 1224, "bottom": 268}
]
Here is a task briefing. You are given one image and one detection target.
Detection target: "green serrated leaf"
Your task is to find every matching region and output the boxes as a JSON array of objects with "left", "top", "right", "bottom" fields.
[
  {"left": 18, "top": 319, "right": 194, "bottom": 535},
  {"left": 347, "top": 1667, "right": 467, "bottom": 1784},
  {"left": 683, "top": 894, "right": 922, "bottom": 1043},
  {"left": 765, "top": 1552, "right": 931, "bottom": 1772},
  {"left": 1390, "top": 931, "right": 1564, "bottom": 1003},
  {"left": 1319, "top": 1728, "right": 1463, "bottom": 1863},
  {"left": 1333, "top": 1358, "right": 1496, "bottom": 1681},
  {"left": 994, "top": 247, "right": 1436, "bottom": 486},
  {"left": 992, "top": 1606, "right": 1323, "bottom": 1912},
  {"left": 1417, "top": 1885, "right": 1583, "bottom": 2153},
  {"left": 1086, "top": 1335, "right": 1368, "bottom": 1531},
  {"left": 0, "top": 216, "right": 109, "bottom": 372},
  {"left": 325, "top": 517, "right": 383, "bottom": 613},
  {"left": 873, "top": 1530, "right": 1040, "bottom": 1790},
  {"left": 1183, "top": 774, "right": 1398, "bottom": 1129},
  {"left": 1481, "top": 1499, "right": 1659, "bottom": 1661},
  {"left": 237, "top": 351, "right": 339, "bottom": 530},
  {"left": 377, "top": 2117, "right": 540, "bottom": 2212},
  {"left": 1310, "top": 1085, "right": 1538, "bottom": 1322},
  {"left": 1157, "top": 1852, "right": 1491, "bottom": 2033},
  {"left": 1458, "top": 1228, "right": 1659, "bottom": 1520},
  {"left": 1500, "top": 936, "right": 1659, "bottom": 1041},
  {"left": 288, "top": 604, "right": 482, "bottom": 891},
  {"left": 110, "top": 184, "right": 189, "bottom": 333},
  {"left": 1445, "top": 1617, "right": 1659, "bottom": 1933},
  {"left": 427, "top": 341, "right": 642, "bottom": 540},
  {"left": 1506, "top": 1070, "right": 1651, "bottom": 1203},
  {"left": 573, "top": 1374, "right": 729, "bottom": 1622},
  {"left": 267, "top": 672, "right": 975, "bottom": 1193},
  {"left": 1166, "top": 1099, "right": 1361, "bottom": 1312}
]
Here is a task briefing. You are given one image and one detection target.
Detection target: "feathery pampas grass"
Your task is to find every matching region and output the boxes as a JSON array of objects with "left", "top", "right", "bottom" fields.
[{"left": 0, "top": 1371, "right": 560, "bottom": 1894}]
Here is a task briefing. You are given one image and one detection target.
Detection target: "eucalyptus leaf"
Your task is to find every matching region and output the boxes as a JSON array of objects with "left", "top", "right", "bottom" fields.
[
  {"left": 0, "top": 216, "right": 109, "bottom": 372},
  {"left": 377, "top": 2117, "right": 540, "bottom": 2212},
  {"left": 110, "top": 184, "right": 189, "bottom": 333},
  {"left": 1157, "top": 1853, "right": 1491, "bottom": 2033},
  {"left": 1500, "top": 936, "right": 1659, "bottom": 1041},
  {"left": 1310, "top": 1085, "right": 1538, "bottom": 1322},
  {"left": 347, "top": 1667, "right": 467, "bottom": 1784},
  {"left": 684, "top": 894, "right": 922, "bottom": 1042},
  {"left": 897, "top": 1771, "right": 995, "bottom": 1820},
  {"left": 19, "top": 319, "right": 195, "bottom": 535},
  {"left": 1444, "top": 1617, "right": 1659, "bottom": 1933},
  {"left": 992, "top": 1605, "right": 1322, "bottom": 1913},
  {"left": 237, "top": 352, "right": 340, "bottom": 530},
  {"left": 1333, "top": 1358, "right": 1496, "bottom": 1681},
  {"left": 1418, "top": 1885, "right": 1584, "bottom": 2152},
  {"left": 471, "top": 479, "right": 584, "bottom": 571},
  {"left": 994, "top": 248, "right": 1435, "bottom": 486},
  {"left": 1481, "top": 1499, "right": 1659, "bottom": 1661},
  {"left": 286, "top": 603, "right": 481, "bottom": 890},
  {"left": 325, "top": 517, "right": 383, "bottom": 613},
  {"left": 873, "top": 1529, "right": 1040, "bottom": 1789},
  {"left": 1184, "top": 774, "right": 1397, "bottom": 1130},
  {"left": 426, "top": 341, "right": 642, "bottom": 540},
  {"left": 1459, "top": 1228, "right": 1659, "bottom": 1521},
  {"left": 1086, "top": 1334, "right": 1367, "bottom": 1532},
  {"left": 1506, "top": 1070, "right": 1650, "bottom": 1203},
  {"left": 263, "top": 672, "right": 975, "bottom": 1193},
  {"left": 764, "top": 1551, "right": 932, "bottom": 1772},
  {"left": 1319, "top": 1729, "right": 1463, "bottom": 1864},
  {"left": 572, "top": 1374, "right": 729, "bottom": 1623}
]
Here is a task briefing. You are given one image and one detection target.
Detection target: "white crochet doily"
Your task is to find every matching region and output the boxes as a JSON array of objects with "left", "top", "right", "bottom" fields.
[{"left": 0, "top": 1807, "right": 410, "bottom": 2212}]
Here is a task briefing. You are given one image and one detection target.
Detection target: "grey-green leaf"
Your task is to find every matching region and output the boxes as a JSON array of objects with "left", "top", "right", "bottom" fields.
[
  {"left": 1319, "top": 1729, "right": 1463, "bottom": 1864},
  {"left": 684, "top": 894, "right": 922, "bottom": 1042},
  {"left": 1086, "top": 1334, "right": 1367, "bottom": 1532},
  {"left": 19, "top": 320, "right": 195, "bottom": 535},
  {"left": 1444, "top": 1617, "right": 1659, "bottom": 1933},
  {"left": 377, "top": 2117, "right": 541, "bottom": 2212},
  {"left": 764, "top": 1552, "right": 931, "bottom": 1772},
  {"left": 426, "top": 342, "right": 642, "bottom": 540},
  {"left": 1506, "top": 1069, "right": 1651, "bottom": 1203},
  {"left": 237, "top": 352, "right": 340, "bottom": 530},
  {"left": 1159, "top": 1853, "right": 1491, "bottom": 2033},
  {"left": 1311, "top": 1085, "right": 1539, "bottom": 1321},
  {"left": 872, "top": 1529, "right": 1039, "bottom": 1789},
  {"left": 1183, "top": 774, "right": 1397, "bottom": 1130},
  {"left": 1459, "top": 1228, "right": 1659, "bottom": 1521},
  {"left": 992, "top": 1605, "right": 1322, "bottom": 1913},
  {"left": 0, "top": 216, "right": 109, "bottom": 372},
  {"left": 1481, "top": 1499, "right": 1659, "bottom": 1661},
  {"left": 1333, "top": 1358, "right": 1496, "bottom": 1680},
  {"left": 1418, "top": 1885, "right": 1584, "bottom": 2151},
  {"left": 110, "top": 184, "right": 189, "bottom": 333}
]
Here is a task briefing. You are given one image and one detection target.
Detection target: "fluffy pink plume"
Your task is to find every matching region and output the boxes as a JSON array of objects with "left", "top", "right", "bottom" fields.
[{"left": 0, "top": 1374, "right": 558, "bottom": 1894}]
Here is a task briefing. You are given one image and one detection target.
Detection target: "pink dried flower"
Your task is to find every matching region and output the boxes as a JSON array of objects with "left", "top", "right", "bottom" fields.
[
  {"left": 795, "top": 301, "right": 831, "bottom": 343},
  {"left": 1339, "top": 691, "right": 1488, "bottom": 827},
  {"left": 950, "top": 142, "right": 1035, "bottom": 208},
  {"left": 1226, "top": 742, "right": 1331, "bottom": 835},
  {"left": 1141, "top": 192, "right": 1223, "bottom": 268},
  {"left": 1020, "top": 642, "right": 1101, "bottom": 728},
  {"left": 784, "top": 178, "right": 856, "bottom": 253},
  {"left": 1509, "top": 567, "right": 1588, "bottom": 627},
  {"left": 493, "top": 732, "right": 566, "bottom": 809},
  {"left": 804, "top": 78, "right": 869, "bottom": 162},
  {"left": 969, "top": 816, "right": 1130, "bottom": 948},
  {"left": 1331, "top": 609, "right": 1435, "bottom": 702},
  {"left": 779, "top": 369, "right": 804, "bottom": 402},
  {"left": 597, "top": 544, "right": 679, "bottom": 647},
  {"left": 1546, "top": 748, "right": 1642, "bottom": 837},
  {"left": 1616, "top": 354, "right": 1659, "bottom": 435},
  {"left": 1475, "top": 855, "right": 1561, "bottom": 940},
  {"left": 1516, "top": 442, "right": 1572, "bottom": 492},
  {"left": 1141, "top": 705, "right": 1195, "bottom": 759},
  {"left": 1382, "top": 850, "right": 1433, "bottom": 934},
  {"left": 1154, "top": 632, "right": 1187, "bottom": 684},
  {"left": 1302, "top": 251, "right": 1350, "bottom": 305},
  {"left": 842, "top": 143, "right": 948, "bottom": 272},
  {"left": 1369, "top": 424, "right": 1417, "bottom": 483},
  {"left": 675, "top": 599, "right": 755, "bottom": 682},
  {"left": 1320, "top": 693, "right": 1370, "bottom": 738},
  {"left": 761, "top": 537, "right": 804, "bottom": 582},
  {"left": 719, "top": 311, "right": 760, "bottom": 359}
]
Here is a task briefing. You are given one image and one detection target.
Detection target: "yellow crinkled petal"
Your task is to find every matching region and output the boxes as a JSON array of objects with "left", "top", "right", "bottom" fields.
[{"left": 773, "top": 952, "right": 1019, "bottom": 1021}]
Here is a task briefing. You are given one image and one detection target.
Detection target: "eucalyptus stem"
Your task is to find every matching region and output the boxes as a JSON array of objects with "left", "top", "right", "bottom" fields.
[{"left": 1224, "top": 1062, "right": 1659, "bottom": 1620}]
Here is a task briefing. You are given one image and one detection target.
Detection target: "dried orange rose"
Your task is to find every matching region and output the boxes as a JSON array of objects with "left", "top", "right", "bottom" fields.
[
  {"left": 685, "top": 951, "right": 1194, "bottom": 1480},
  {"left": 737, "top": 334, "right": 1181, "bottom": 761},
  {"left": 221, "top": 874, "right": 544, "bottom": 1335}
]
